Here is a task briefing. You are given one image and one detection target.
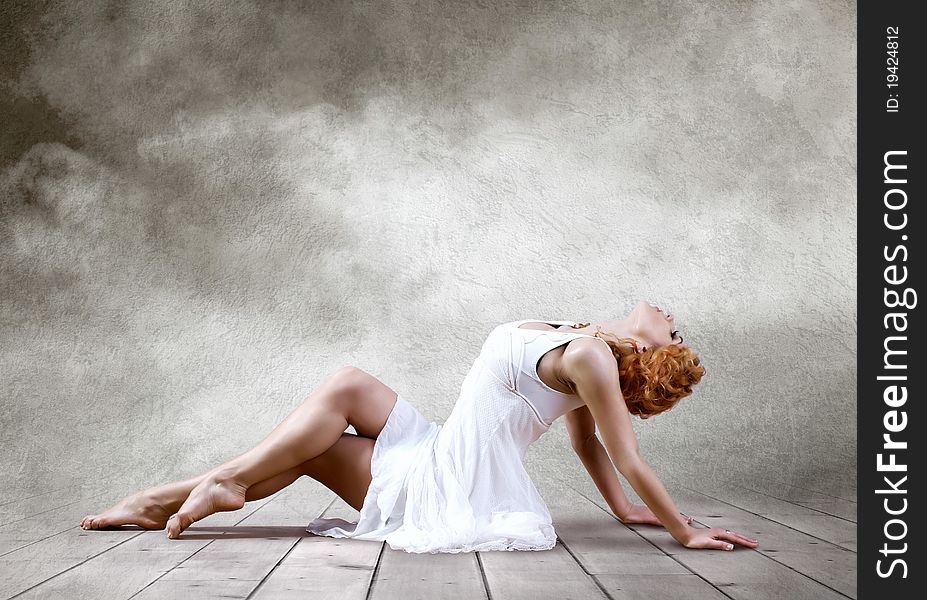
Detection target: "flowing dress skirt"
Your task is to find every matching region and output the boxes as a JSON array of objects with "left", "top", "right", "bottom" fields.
[{"left": 305, "top": 348, "right": 556, "bottom": 553}]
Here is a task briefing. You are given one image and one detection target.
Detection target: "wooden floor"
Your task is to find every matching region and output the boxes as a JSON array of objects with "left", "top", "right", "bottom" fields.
[{"left": 0, "top": 473, "right": 856, "bottom": 600}]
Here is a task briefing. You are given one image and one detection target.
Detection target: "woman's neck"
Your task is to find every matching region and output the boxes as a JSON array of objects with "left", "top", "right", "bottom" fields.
[{"left": 573, "top": 317, "right": 636, "bottom": 341}]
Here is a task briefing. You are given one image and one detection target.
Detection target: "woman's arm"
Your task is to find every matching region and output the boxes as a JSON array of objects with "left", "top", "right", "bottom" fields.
[
  {"left": 566, "top": 406, "right": 632, "bottom": 518},
  {"left": 576, "top": 438, "right": 633, "bottom": 519},
  {"left": 575, "top": 433, "right": 689, "bottom": 526},
  {"left": 566, "top": 406, "right": 686, "bottom": 525},
  {"left": 562, "top": 341, "right": 757, "bottom": 550}
]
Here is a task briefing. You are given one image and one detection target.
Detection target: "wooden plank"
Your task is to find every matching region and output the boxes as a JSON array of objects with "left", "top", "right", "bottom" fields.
[
  {"left": 0, "top": 519, "right": 144, "bottom": 598},
  {"left": 688, "top": 485, "right": 856, "bottom": 552},
  {"left": 0, "top": 478, "right": 172, "bottom": 556},
  {"left": 0, "top": 489, "right": 129, "bottom": 557},
  {"left": 546, "top": 482, "right": 690, "bottom": 576},
  {"left": 127, "top": 579, "right": 259, "bottom": 599},
  {"left": 370, "top": 527, "right": 485, "bottom": 600},
  {"left": 7, "top": 492, "right": 280, "bottom": 600},
  {"left": 570, "top": 478, "right": 854, "bottom": 600},
  {"left": 479, "top": 543, "right": 606, "bottom": 600},
  {"left": 754, "top": 475, "right": 856, "bottom": 504},
  {"left": 251, "top": 498, "right": 383, "bottom": 600},
  {"left": 786, "top": 498, "right": 857, "bottom": 523},
  {"left": 627, "top": 524, "right": 851, "bottom": 600},
  {"left": 669, "top": 487, "right": 855, "bottom": 598},
  {"left": 0, "top": 487, "right": 113, "bottom": 525},
  {"left": 128, "top": 477, "right": 334, "bottom": 600},
  {"left": 0, "top": 488, "right": 66, "bottom": 509},
  {"left": 469, "top": 476, "right": 606, "bottom": 600},
  {"left": 740, "top": 481, "right": 857, "bottom": 523},
  {"left": 597, "top": 574, "right": 733, "bottom": 600},
  {"left": 544, "top": 482, "right": 728, "bottom": 600}
]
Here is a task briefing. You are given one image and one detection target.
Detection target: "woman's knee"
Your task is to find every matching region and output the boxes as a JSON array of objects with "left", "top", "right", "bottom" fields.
[
  {"left": 321, "top": 366, "right": 397, "bottom": 438},
  {"left": 322, "top": 366, "right": 375, "bottom": 409},
  {"left": 328, "top": 365, "right": 372, "bottom": 393}
]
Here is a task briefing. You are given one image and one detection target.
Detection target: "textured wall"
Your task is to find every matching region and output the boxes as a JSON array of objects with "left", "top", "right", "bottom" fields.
[{"left": 1, "top": 0, "right": 856, "bottom": 504}]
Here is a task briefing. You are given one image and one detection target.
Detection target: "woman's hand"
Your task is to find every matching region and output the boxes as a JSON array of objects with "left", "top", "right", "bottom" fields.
[
  {"left": 620, "top": 504, "right": 693, "bottom": 527},
  {"left": 681, "top": 526, "right": 759, "bottom": 551}
]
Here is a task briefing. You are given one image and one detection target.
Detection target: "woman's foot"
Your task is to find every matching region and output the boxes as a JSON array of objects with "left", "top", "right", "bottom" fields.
[
  {"left": 166, "top": 470, "right": 248, "bottom": 539},
  {"left": 80, "top": 491, "right": 173, "bottom": 530}
]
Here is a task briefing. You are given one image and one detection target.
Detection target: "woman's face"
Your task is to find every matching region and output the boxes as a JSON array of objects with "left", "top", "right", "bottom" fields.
[{"left": 630, "top": 300, "right": 684, "bottom": 351}]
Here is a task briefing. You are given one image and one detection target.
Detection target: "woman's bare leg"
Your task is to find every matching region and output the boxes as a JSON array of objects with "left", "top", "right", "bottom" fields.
[
  {"left": 82, "top": 367, "right": 395, "bottom": 533},
  {"left": 163, "top": 366, "right": 398, "bottom": 538},
  {"left": 80, "top": 463, "right": 310, "bottom": 530},
  {"left": 80, "top": 427, "right": 380, "bottom": 530}
]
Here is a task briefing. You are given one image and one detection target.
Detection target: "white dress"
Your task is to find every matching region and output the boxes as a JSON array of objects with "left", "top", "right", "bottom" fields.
[{"left": 305, "top": 319, "right": 599, "bottom": 553}]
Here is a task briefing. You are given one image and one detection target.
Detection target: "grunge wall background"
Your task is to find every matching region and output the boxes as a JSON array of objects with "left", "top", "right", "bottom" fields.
[{"left": 1, "top": 1, "right": 856, "bottom": 504}]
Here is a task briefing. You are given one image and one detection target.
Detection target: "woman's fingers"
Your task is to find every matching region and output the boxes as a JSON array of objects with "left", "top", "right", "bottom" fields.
[
  {"left": 732, "top": 533, "right": 758, "bottom": 547},
  {"left": 717, "top": 528, "right": 759, "bottom": 547},
  {"left": 682, "top": 526, "right": 760, "bottom": 551},
  {"left": 724, "top": 529, "right": 759, "bottom": 547},
  {"left": 708, "top": 538, "right": 735, "bottom": 551}
]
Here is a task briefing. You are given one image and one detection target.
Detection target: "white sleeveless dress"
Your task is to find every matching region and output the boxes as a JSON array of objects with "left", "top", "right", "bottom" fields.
[{"left": 305, "top": 319, "right": 602, "bottom": 553}]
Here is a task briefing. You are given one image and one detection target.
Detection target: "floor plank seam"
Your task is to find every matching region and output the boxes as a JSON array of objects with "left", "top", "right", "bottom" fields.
[
  {"left": 696, "top": 531, "right": 857, "bottom": 600},
  {"left": 120, "top": 493, "right": 279, "bottom": 600},
  {"left": 0, "top": 488, "right": 67, "bottom": 508},
  {"left": 554, "top": 534, "right": 615, "bottom": 600},
  {"left": 0, "top": 491, "right": 112, "bottom": 530},
  {"left": 0, "top": 525, "right": 80, "bottom": 558},
  {"left": 734, "top": 484, "right": 857, "bottom": 524},
  {"left": 125, "top": 533, "right": 218, "bottom": 600},
  {"left": 681, "top": 486, "right": 857, "bottom": 553},
  {"left": 8, "top": 530, "right": 148, "bottom": 600},
  {"left": 0, "top": 472, "right": 126, "bottom": 524},
  {"left": 0, "top": 470, "right": 125, "bottom": 509},
  {"left": 676, "top": 489, "right": 857, "bottom": 599},
  {"left": 754, "top": 476, "right": 856, "bottom": 504},
  {"left": 474, "top": 551, "right": 494, "bottom": 600},
  {"left": 364, "top": 541, "right": 388, "bottom": 600},
  {"left": 570, "top": 486, "right": 736, "bottom": 600},
  {"left": 244, "top": 537, "right": 303, "bottom": 600}
]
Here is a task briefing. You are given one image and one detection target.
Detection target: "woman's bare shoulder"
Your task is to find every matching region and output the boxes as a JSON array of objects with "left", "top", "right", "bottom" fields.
[{"left": 561, "top": 336, "right": 615, "bottom": 381}]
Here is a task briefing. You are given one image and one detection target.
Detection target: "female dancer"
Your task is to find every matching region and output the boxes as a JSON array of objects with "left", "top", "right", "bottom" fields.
[{"left": 81, "top": 301, "right": 759, "bottom": 553}]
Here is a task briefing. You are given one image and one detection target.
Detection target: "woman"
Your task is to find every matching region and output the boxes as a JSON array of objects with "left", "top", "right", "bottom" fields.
[{"left": 81, "top": 301, "right": 759, "bottom": 553}]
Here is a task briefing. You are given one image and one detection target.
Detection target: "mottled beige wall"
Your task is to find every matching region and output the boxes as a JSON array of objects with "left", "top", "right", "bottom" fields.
[{"left": 1, "top": 0, "right": 856, "bottom": 503}]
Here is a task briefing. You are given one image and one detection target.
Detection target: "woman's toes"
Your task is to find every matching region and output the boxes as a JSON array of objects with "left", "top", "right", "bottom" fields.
[
  {"left": 166, "top": 514, "right": 180, "bottom": 539},
  {"left": 167, "top": 517, "right": 183, "bottom": 539},
  {"left": 167, "top": 512, "right": 196, "bottom": 539}
]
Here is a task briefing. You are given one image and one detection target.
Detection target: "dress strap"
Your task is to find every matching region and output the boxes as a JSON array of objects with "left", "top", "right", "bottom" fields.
[
  {"left": 511, "top": 319, "right": 579, "bottom": 328},
  {"left": 510, "top": 320, "right": 601, "bottom": 343}
]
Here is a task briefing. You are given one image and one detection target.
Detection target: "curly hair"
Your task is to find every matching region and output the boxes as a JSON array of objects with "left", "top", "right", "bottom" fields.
[{"left": 571, "top": 322, "right": 706, "bottom": 418}]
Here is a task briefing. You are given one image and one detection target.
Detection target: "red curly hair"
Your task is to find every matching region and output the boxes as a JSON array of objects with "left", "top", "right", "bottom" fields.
[{"left": 574, "top": 323, "right": 706, "bottom": 418}]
